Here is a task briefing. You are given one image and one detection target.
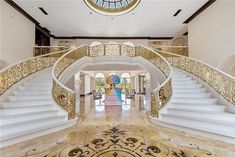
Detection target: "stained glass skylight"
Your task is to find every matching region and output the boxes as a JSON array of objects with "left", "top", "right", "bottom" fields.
[{"left": 84, "top": 0, "right": 141, "bottom": 15}]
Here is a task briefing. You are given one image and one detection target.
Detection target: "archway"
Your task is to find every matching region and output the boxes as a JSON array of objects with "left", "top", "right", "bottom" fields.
[
  {"left": 95, "top": 73, "right": 105, "bottom": 93},
  {"left": 120, "top": 73, "right": 131, "bottom": 93}
]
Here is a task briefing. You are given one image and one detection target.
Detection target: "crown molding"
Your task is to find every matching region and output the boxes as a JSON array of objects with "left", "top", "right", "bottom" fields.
[
  {"left": 183, "top": 0, "right": 216, "bottom": 24},
  {"left": 5, "top": 0, "right": 215, "bottom": 39},
  {"left": 53, "top": 36, "right": 173, "bottom": 40}
]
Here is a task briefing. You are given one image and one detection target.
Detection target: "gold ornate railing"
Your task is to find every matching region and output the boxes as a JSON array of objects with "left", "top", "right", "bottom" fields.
[
  {"left": 152, "top": 46, "right": 188, "bottom": 56},
  {"left": 52, "top": 46, "right": 89, "bottom": 119},
  {"left": 0, "top": 50, "right": 68, "bottom": 95},
  {"left": 157, "top": 50, "right": 235, "bottom": 106},
  {"left": 33, "top": 46, "right": 67, "bottom": 56},
  {"left": 52, "top": 44, "right": 172, "bottom": 119}
]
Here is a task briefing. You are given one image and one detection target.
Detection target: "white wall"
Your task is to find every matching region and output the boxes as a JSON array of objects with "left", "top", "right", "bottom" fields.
[
  {"left": 80, "top": 74, "right": 91, "bottom": 95},
  {"left": 0, "top": 1, "right": 35, "bottom": 67},
  {"left": 51, "top": 38, "right": 149, "bottom": 47},
  {"left": 188, "top": 1, "right": 235, "bottom": 75}
]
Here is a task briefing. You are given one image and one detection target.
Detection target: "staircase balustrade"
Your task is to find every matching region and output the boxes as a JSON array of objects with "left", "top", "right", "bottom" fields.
[
  {"left": 0, "top": 50, "right": 68, "bottom": 95},
  {"left": 157, "top": 50, "right": 235, "bottom": 106},
  {"left": 33, "top": 46, "right": 67, "bottom": 56},
  {"left": 152, "top": 46, "right": 189, "bottom": 56},
  {"left": 52, "top": 44, "right": 172, "bottom": 119}
]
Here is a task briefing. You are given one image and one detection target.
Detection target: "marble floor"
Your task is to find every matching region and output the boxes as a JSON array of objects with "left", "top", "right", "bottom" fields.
[{"left": 1, "top": 95, "right": 235, "bottom": 157}]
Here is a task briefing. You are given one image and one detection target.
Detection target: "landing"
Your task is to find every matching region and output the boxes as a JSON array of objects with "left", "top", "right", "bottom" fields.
[{"left": 1, "top": 95, "right": 235, "bottom": 157}]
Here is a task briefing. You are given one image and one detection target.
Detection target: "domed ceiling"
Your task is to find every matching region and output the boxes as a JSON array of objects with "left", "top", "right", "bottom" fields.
[{"left": 84, "top": 0, "right": 141, "bottom": 15}]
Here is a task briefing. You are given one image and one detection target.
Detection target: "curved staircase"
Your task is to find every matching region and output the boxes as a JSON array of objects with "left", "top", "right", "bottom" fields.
[
  {"left": 0, "top": 44, "right": 235, "bottom": 148},
  {"left": 0, "top": 68, "right": 74, "bottom": 147},
  {"left": 155, "top": 68, "right": 235, "bottom": 141}
]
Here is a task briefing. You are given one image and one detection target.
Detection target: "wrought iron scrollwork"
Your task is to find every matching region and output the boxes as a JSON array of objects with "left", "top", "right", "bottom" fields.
[
  {"left": 158, "top": 50, "right": 235, "bottom": 106},
  {"left": 0, "top": 51, "right": 66, "bottom": 95}
]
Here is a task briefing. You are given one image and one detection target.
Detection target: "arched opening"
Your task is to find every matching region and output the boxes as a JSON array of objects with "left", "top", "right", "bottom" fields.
[
  {"left": 121, "top": 73, "right": 131, "bottom": 93},
  {"left": 95, "top": 73, "right": 105, "bottom": 93}
]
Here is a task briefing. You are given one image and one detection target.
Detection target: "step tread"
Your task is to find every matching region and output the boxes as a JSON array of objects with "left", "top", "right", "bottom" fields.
[
  {"left": 167, "top": 108, "right": 225, "bottom": 113},
  {"left": 161, "top": 112, "right": 235, "bottom": 126},
  {"left": 0, "top": 110, "right": 59, "bottom": 119},
  {"left": 0, "top": 108, "right": 57, "bottom": 116},
  {"left": 2, "top": 103, "right": 54, "bottom": 108},
  {"left": 0, "top": 120, "right": 68, "bottom": 141},
  {"left": 159, "top": 117, "right": 235, "bottom": 138},
  {"left": 0, "top": 115, "right": 66, "bottom": 129}
]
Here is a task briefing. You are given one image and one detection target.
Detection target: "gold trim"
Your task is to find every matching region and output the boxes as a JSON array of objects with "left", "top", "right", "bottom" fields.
[
  {"left": 158, "top": 50, "right": 235, "bottom": 106},
  {"left": 0, "top": 50, "right": 67, "bottom": 96},
  {"left": 33, "top": 46, "right": 66, "bottom": 56},
  {"left": 84, "top": 0, "right": 141, "bottom": 15}
]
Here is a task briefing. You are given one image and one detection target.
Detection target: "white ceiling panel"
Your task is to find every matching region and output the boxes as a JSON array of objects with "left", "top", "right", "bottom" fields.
[{"left": 13, "top": 0, "right": 207, "bottom": 37}]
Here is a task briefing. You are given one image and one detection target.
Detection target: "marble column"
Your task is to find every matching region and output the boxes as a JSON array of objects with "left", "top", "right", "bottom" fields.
[{"left": 138, "top": 75, "right": 145, "bottom": 94}]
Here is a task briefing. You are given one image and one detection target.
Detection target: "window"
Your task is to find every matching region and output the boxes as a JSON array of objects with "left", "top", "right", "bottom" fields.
[
  {"left": 84, "top": 0, "right": 141, "bottom": 15},
  {"left": 121, "top": 73, "right": 131, "bottom": 93},
  {"left": 95, "top": 73, "right": 105, "bottom": 93}
]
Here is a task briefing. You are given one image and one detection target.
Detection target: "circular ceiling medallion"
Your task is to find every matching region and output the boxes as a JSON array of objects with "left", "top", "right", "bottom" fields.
[{"left": 84, "top": 0, "right": 141, "bottom": 16}]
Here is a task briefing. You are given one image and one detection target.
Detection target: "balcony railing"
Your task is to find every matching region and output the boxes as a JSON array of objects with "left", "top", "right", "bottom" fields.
[
  {"left": 52, "top": 43, "right": 172, "bottom": 119},
  {"left": 152, "top": 46, "right": 188, "bottom": 56},
  {"left": 33, "top": 46, "right": 67, "bottom": 56}
]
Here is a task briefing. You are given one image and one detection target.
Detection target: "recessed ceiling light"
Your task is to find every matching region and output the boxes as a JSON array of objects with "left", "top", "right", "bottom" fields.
[
  {"left": 173, "top": 9, "right": 182, "bottom": 17},
  {"left": 39, "top": 7, "right": 48, "bottom": 15}
]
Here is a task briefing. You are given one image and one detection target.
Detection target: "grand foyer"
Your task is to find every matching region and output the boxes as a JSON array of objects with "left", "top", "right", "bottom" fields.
[{"left": 1, "top": 0, "right": 235, "bottom": 157}]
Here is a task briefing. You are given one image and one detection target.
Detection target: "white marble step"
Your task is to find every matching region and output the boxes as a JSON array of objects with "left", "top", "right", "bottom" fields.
[
  {"left": 171, "top": 97, "right": 218, "bottom": 104},
  {"left": 2, "top": 103, "right": 53, "bottom": 109},
  {"left": 18, "top": 85, "right": 51, "bottom": 90},
  {"left": 32, "top": 76, "right": 52, "bottom": 80},
  {"left": 173, "top": 88, "right": 207, "bottom": 93},
  {"left": 0, "top": 119, "right": 67, "bottom": 141},
  {"left": 30, "top": 79, "right": 52, "bottom": 83},
  {"left": 0, "top": 67, "right": 73, "bottom": 145},
  {"left": 172, "top": 72, "right": 188, "bottom": 77},
  {"left": 14, "top": 90, "right": 50, "bottom": 96},
  {"left": 24, "top": 82, "right": 52, "bottom": 86},
  {"left": 1, "top": 115, "right": 66, "bottom": 129},
  {"left": 163, "top": 111, "right": 235, "bottom": 126},
  {"left": 8, "top": 95, "right": 51, "bottom": 101},
  {"left": 167, "top": 106, "right": 225, "bottom": 113},
  {"left": 173, "top": 93, "right": 212, "bottom": 98},
  {"left": 0, "top": 106, "right": 55, "bottom": 115},
  {"left": 159, "top": 116, "right": 235, "bottom": 138},
  {"left": 1, "top": 100, "right": 53, "bottom": 106},
  {"left": 169, "top": 104, "right": 225, "bottom": 112},
  {"left": 172, "top": 76, "right": 189, "bottom": 80},
  {"left": 172, "top": 80, "right": 198, "bottom": 85},
  {"left": 0, "top": 111, "right": 59, "bottom": 126},
  {"left": 173, "top": 84, "right": 202, "bottom": 89},
  {"left": 0, "top": 110, "right": 59, "bottom": 119},
  {"left": 172, "top": 77, "right": 192, "bottom": 81}
]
